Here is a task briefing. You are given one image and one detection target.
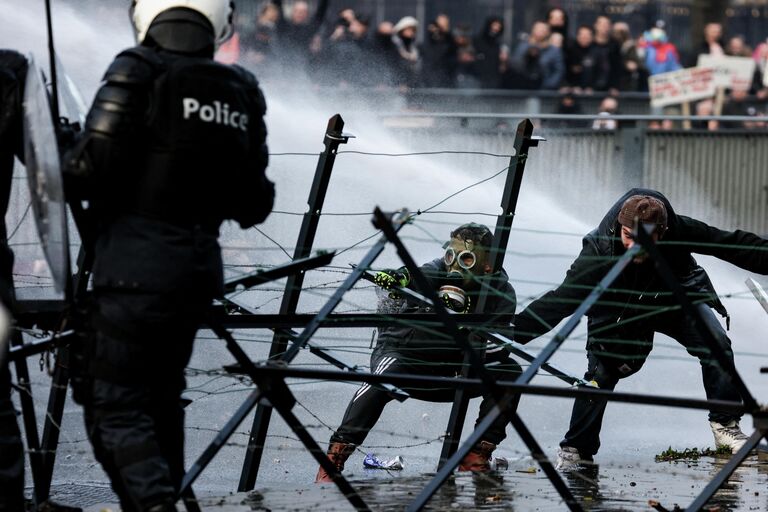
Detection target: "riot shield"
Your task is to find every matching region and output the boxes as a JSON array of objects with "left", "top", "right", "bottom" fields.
[
  {"left": 55, "top": 53, "right": 86, "bottom": 127},
  {"left": 22, "top": 55, "right": 70, "bottom": 293}
]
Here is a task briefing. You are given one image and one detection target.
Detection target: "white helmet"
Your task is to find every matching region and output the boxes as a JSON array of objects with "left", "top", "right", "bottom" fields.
[{"left": 130, "top": 0, "right": 234, "bottom": 46}]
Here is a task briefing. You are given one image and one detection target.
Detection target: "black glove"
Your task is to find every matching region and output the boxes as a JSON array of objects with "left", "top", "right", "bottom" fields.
[{"left": 56, "top": 118, "right": 81, "bottom": 153}]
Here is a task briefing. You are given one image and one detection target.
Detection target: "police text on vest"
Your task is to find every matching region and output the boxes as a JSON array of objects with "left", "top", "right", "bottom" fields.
[{"left": 182, "top": 98, "right": 248, "bottom": 131}]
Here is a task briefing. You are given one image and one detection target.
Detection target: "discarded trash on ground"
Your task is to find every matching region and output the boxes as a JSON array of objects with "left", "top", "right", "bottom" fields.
[{"left": 363, "top": 453, "right": 405, "bottom": 470}]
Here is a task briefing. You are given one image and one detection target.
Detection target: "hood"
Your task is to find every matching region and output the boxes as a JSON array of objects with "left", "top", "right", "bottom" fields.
[
  {"left": 592, "top": 188, "right": 679, "bottom": 255},
  {"left": 480, "top": 16, "right": 504, "bottom": 40}
]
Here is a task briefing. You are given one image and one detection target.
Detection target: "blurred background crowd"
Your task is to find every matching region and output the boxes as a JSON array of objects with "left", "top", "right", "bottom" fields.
[
  {"left": 220, "top": 1, "right": 765, "bottom": 91},
  {"left": 208, "top": 0, "right": 768, "bottom": 130}
]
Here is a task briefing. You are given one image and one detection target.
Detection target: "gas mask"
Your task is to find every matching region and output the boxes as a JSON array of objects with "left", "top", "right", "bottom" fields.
[{"left": 439, "top": 236, "right": 489, "bottom": 312}]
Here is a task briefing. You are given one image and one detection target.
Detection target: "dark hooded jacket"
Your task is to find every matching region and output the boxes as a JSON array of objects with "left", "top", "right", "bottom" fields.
[
  {"left": 515, "top": 188, "right": 768, "bottom": 346},
  {"left": 473, "top": 16, "right": 505, "bottom": 88},
  {"left": 422, "top": 21, "right": 458, "bottom": 88},
  {"left": 273, "top": 0, "right": 329, "bottom": 64},
  {"left": 375, "top": 258, "right": 516, "bottom": 364}
]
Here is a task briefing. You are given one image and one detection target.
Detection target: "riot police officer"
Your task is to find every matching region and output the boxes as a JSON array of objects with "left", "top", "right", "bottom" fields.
[
  {"left": 0, "top": 48, "right": 27, "bottom": 512},
  {"left": 65, "top": 1, "right": 274, "bottom": 510}
]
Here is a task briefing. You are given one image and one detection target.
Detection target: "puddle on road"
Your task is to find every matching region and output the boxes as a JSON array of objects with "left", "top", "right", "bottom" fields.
[{"left": 218, "top": 455, "right": 767, "bottom": 511}]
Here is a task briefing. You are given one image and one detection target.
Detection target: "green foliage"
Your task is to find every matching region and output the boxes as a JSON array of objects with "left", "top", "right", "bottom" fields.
[{"left": 654, "top": 445, "right": 731, "bottom": 462}]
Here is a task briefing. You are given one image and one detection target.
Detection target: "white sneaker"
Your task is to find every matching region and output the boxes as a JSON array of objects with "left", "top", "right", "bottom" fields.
[
  {"left": 710, "top": 420, "right": 749, "bottom": 454},
  {"left": 556, "top": 446, "right": 592, "bottom": 470}
]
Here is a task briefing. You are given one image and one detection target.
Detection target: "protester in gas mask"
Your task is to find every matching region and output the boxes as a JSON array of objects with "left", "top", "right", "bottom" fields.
[
  {"left": 315, "top": 223, "right": 521, "bottom": 482},
  {"left": 63, "top": 1, "right": 274, "bottom": 510},
  {"left": 514, "top": 189, "right": 768, "bottom": 469}
]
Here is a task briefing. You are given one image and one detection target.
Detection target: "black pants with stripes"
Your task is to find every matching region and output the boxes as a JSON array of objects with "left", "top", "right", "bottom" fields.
[{"left": 330, "top": 345, "right": 522, "bottom": 447}]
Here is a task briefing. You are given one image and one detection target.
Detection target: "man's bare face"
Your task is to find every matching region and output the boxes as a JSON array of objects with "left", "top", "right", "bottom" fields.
[
  {"left": 620, "top": 225, "right": 659, "bottom": 264},
  {"left": 436, "top": 14, "right": 450, "bottom": 32},
  {"left": 292, "top": 2, "right": 309, "bottom": 24},
  {"left": 704, "top": 23, "right": 722, "bottom": 42},
  {"left": 576, "top": 27, "right": 593, "bottom": 47}
]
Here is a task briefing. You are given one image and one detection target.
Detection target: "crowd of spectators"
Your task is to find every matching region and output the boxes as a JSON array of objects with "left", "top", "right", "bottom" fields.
[{"left": 220, "top": 2, "right": 768, "bottom": 129}]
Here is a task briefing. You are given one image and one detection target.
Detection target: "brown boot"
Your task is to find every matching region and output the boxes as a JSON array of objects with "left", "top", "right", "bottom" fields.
[
  {"left": 458, "top": 440, "right": 496, "bottom": 472},
  {"left": 315, "top": 442, "right": 356, "bottom": 483}
]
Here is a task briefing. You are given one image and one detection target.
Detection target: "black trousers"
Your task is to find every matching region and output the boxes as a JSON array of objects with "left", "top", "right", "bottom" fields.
[
  {"left": 80, "top": 290, "right": 209, "bottom": 512},
  {"left": 0, "top": 353, "right": 24, "bottom": 512},
  {"left": 330, "top": 344, "right": 522, "bottom": 447},
  {"left": 561, "top": 305, "right": 743, "bottom": 456}
]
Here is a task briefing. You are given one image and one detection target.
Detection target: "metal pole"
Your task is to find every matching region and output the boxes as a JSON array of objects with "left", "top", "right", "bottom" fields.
[
  {"left": 36, "top": 227, "right": 95, "bottom": 503},
  {"left": 217, "top": 324, "right": 372, "bottom": 511},
  {"left": 37, "top": 356, "right": 69, "bottom": 502},
  {"left": 516, "top": 244, "right": 641, "bottom": 384},
  {"left": 408, "top": 397, "right": 582, "bottom": 511},
  {"left": 355, "top": 268, "right": 589, "bottom": 386},
  {"left": 416, "top": 0, "right": 426, "bottom": 45},
  {"left": 439, "top": 119, "right": 540, "bottom": 467},
  {"left": 238, "top": 114, "right": 349, "bottom": 490},
  {"left": 281, "top": 210, "right": 411, "bottom": 364},
  {"left": 509, "top": 413, "right": 583, "bottom": 511},
  {"left": 685, "top": 430, "right": 766, "bottom": 511},
  {"left": 411, "top": 245, "right": 641, "bottom": 510},
  {"left": 183, "top": 216, "right": 410, "bottom": 493},
  {"left": 44, "top": 0, "right": 59, "bottom": 122},
  {"left": 244, "top": 365, "right": 747, "bottom": 415},
  {"left": 10, "top": 331, "right": 44, "bottom": 505}
]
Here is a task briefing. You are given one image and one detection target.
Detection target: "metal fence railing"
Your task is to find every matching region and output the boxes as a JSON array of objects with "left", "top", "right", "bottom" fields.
[{"left": 382, "top": 116, "right": 768, "bottom": 234}]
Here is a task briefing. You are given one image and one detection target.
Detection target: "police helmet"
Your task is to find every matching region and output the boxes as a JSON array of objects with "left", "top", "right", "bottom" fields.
[{"left": 130, "top": 0, "right": 234, "bottom": 46}]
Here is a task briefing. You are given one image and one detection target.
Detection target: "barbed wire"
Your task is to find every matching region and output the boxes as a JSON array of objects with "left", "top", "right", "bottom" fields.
[{"left": 6, "top": 146, "right": 767, "bottom": 507}]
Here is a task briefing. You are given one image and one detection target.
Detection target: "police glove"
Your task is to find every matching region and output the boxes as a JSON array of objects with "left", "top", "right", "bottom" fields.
[
  {"left": 56, "top": 118, "right": 81, "bottom": 152},
  {"left": 373, "top": 268, "right": 410, "bottom": 290}
]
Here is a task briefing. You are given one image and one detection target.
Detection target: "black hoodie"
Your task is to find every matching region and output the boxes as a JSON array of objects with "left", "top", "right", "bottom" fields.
[
  {"left": 374, "top": 257, "right": 516, "bottom": 364},
  {"left": 473, "top": 16, "right": 505, "bottom": 88},
  {"left": 514, "top": 188, "right": 768, "bottom": 345}
]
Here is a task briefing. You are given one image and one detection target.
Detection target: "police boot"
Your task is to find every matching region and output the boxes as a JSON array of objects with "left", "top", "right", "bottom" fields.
[
  {"left": 458, "top": 440, "right": 497, "bottom": 472},
  {"left": 315, "top": 442, "right": 356, "bottom": 483}
]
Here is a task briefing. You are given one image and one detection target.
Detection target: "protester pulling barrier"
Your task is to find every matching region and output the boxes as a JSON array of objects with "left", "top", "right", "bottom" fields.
[
  {"left": 369, "top": 206, "right": 582, "bottom": 511},
  {"left": 211, "top": 208, "right": 760, "bottom": 511}
]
